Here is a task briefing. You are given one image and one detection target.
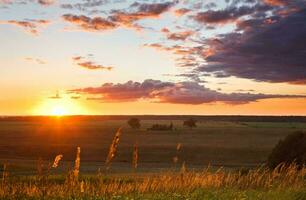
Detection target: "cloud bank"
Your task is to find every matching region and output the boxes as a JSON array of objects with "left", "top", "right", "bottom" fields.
[{"left": 70, "top": 79, "right": 305, "bottom": 104}]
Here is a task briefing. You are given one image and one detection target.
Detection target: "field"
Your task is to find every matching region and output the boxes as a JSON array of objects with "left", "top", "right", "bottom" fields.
[{"left": 0, "top": 116, "right": 305, "bottom": 199}]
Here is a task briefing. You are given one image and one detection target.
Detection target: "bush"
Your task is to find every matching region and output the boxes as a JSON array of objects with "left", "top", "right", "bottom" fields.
[
  {"left": 267, "top": 131, "right": 306, "bottom": 169},
  {"left": 127, "top": 118, "right": 141, "bottom": 129},
  {"left": 147, "top": 122, "right": 173, "bottom": 131},
  {"left": 183, "top": 118, "right": 197, "bottom": 129}
]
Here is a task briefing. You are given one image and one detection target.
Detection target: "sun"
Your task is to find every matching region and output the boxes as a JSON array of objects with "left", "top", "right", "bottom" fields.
[
  {"left": 50, "top": 105, "right": 68, "bottom": 116},
  {"left": 33, "top": 98, "right": 87, "bottom": 116}
]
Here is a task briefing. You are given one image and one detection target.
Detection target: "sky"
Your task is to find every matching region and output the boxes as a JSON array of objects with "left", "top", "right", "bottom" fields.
[{"left": 0, "top": 0, "right": 306, "bottom": 116}]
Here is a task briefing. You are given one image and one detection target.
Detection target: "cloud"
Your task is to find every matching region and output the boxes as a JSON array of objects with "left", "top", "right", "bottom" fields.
[
  {"left": 109, "top": 1, "right": 175, "bottom": 28},
  {"left": 48, "top": 91, "right": 61, "bottom": 99},
  {"left": 61, "top": 0, "right": 121, "bottom": 12},
  {"left": 69, "top": 79, "right": 305, "bottom": 104},
  {"left": 193, "top": 4, "right": 271, "bottom": 25},
  {"left": 71, "top": 79, "right": 173, "bottom": 102},
  {"left": 38, "top": 0, "right": 55, "bottom": 6},
  {"left": 196, "top": 8, "right": 306, "bottom": 84},
  {"left": 0, "top": 0, "right": 11, "bottom": 4},
  {"left": 174, "top": 8, "right": 191, "bottom": 16},
  {"left": 166, "top": 30, "right": 194, "bottom": 41},
  {"left": 25, "top": 57, "right": 46, "bottom": 64},
  {"left": 263, "top": 0, "right": 288, "bottom": 6},
  {"left": 62, "top": 1, "right": 175, "bottom": 31},
  {"left": 62, "top": 14, "right": 117, "bottom": 31},
  {"left": 0, "top": 19, "right": 49, "bottom": 35},
  {"left": 72, "top": 56, "right": 113, "bottom": 70},
  {"left": 71, "top": 96, "right": 81, "bottom": 100}
]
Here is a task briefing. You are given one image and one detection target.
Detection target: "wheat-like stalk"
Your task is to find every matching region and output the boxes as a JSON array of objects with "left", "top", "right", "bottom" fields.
[
  {"left": 176, "top": 143, "right": 181, "bottom": 151},
  {"left": 52, "top": 154, "right": 63, "bottom": 168},
  {"left": 73, "top": 147, "right": 81, "bottom": 179},
  {"left": 132, "top": 143, "right": 138, "bottom": 170},
  {"left": 106, "top": 128, "right": 122, "bottom": 170}
]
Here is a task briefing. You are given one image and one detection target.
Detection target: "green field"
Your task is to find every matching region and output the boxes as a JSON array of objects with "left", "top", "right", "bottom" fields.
[
  {"left": 0, "top": 116, "right": 305, "bottom": 174},
  {"left": 0, "top": 116, "right": 305, "bottom": 199}
]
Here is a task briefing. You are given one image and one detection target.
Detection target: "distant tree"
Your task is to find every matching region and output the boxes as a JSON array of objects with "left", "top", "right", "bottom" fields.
[
  {"left": 147, "top": 122, "right": 173, "bottom": 131},
  {"left": 127, "top": 118, "right": 141, "bottom": 129},
  {"left": 183, "top": 118, "right": 197, "bottom": 129},
  {"left": 267, "top": 131, "right": 306, "bottom": 169}
]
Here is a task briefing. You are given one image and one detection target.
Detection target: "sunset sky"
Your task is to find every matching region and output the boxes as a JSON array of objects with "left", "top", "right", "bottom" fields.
[{"left": 0, "top": 0, "right": 306, "bottom": 116}]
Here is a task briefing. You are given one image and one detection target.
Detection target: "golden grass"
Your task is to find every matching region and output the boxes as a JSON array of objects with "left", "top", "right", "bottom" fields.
[
  {"left": 0, "top": 163, "right": 305, "bottom": 198},
  {"left": 105, "top": 128, "right": 122, "bottom": 170},
  {"left": 0, "top": 128, "right": 304, "bottom": 199}
]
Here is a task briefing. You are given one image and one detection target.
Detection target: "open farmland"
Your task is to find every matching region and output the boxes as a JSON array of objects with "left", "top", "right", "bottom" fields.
[{"left": 0, "top": 116, "right": 305, "bottom": 175}]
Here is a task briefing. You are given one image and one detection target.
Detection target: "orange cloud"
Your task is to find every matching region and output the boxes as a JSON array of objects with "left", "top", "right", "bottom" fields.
[
  {"left": 72, "top": 56, "right": 113, "bottom": 70},
  {"left": 263, "top": 0, "right": 287, "bottom": 6},
  {"left": 62, "top": 14, "right": 117, "bottom": 31},
  {"left": 174, "top": 8, "right": 191, "bottom": 16},
  {"left": 38, "top": 0, "right": 55, "bottom": 6},
  {"left": 0, "top": 19, "right": 49, "bottom": 35},
  {"left": 166, "top": 30, "right": 194, "bottom": 41}
]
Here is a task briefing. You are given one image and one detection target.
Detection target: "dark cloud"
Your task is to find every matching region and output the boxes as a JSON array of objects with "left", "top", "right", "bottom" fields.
[
  {"left": 71, "top": 79, "right": 173, "bottom": 102},
  {"left": 70, "top": 79, "right": 305, "bottom": 104},
  {"left": 196, "top": 9, "right": 306, "bottom": 84},
  {"left": 193, "top": 4, "right": 271, "bottom": 24},
  {"left": 61, "top": 0, "right": 109, "bottom": 10}
]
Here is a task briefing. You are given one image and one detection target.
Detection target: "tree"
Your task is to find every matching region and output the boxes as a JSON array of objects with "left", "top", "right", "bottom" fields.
[
  {"left": 127, "top": 118, "right": 141, "bottom": 129},
  {"left": 267, "top": 131, "right": 306, "bottom": 169},
  {"left": 183, "top": 118, "right": 197, "bottom": 129}
]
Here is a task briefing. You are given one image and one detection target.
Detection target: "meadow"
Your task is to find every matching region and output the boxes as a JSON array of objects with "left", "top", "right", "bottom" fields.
[{"left": 0, "top": 116, "right": 305, "bottom": 199}]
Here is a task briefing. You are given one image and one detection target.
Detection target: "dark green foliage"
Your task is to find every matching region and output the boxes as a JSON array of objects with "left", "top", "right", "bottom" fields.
[
  {"left": 147, "top": 122, "right": 173, "bottom": 131},
  {"left": 267, "top": 131, "right": 306, "bottom": 169},
  {"left": 183, "top": 118, "right": 197, "bottom": 129},
  {"left": 127, "top": 118, "right": 141, "bottom": 129}
]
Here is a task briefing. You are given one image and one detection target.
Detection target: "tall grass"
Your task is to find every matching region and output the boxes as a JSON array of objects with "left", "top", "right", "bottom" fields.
[
  {"left": 132, "top": 143, "right": 138, "bottom": 170},
  {"left": 105, "top": 128, "right": 122, "bottom": 170},
  {"left": 0, "top": 128, "right": 305, "bottom": 199},
  {"left": 0, "top": 163, "right": 305, "bottom": 199}
]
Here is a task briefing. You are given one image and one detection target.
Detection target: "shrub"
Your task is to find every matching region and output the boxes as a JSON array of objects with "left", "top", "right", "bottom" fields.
[
  {"left": 267, "top": 131, "right": 306, "bottom": 169},
  {"left": 147, "top": 122, "right": 173, "bottom": 131},
  {"left": 183, "top": 118, "right": 197, "bottom": 129},
  {"left": 127, "top": 118, "right": 141, "bottom": 129}
]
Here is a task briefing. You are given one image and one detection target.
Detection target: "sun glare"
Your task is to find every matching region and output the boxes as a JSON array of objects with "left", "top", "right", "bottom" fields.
[
  {"left": 50, "top": 105, "right": 68, "bottom": 116},
  {"left": 33, "top": 98, "right": 86, "bottom": 116}
]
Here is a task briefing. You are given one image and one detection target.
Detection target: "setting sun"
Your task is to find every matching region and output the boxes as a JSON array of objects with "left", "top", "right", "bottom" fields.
[
  {"left": 32, "top": 98, "right": 87, "bottom": 116},
  {"left": 50, "top": 105, "right": 68, "bottom": 116}
]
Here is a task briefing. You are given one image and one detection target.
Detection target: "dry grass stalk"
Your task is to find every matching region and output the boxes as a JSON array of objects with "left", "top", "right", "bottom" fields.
[
  {"left": 1, "top": 164, "right": 8, "bottom": 183},
  {"left": 80, "top": 181, "right": 84, "bottom": 193},
  {"left": 36, "top": 157, "right": 44, "bottom": 178},
  {"left": 176, "top": 143, "right": 181, "bottom": 151},
  {"left": 0, "top": 163, "right": 305, "bottom": 198},
  {"left": 106, "top": 128, "right": 122, "bottom": 170},
  {"left": 181, "top": 162, "right": 186, "bottom": 173},
  {"left": 52, "top": 154, "right": 63, "bottom": 168},
  {"left": 132, "top": 143, "right": 138, "bottom": 170},
  {"left": 73, "top": 147, "right": 81, "bottom": 179},
  {"left": 173, "top": 143, "right": 182, "bottom": 167}
]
